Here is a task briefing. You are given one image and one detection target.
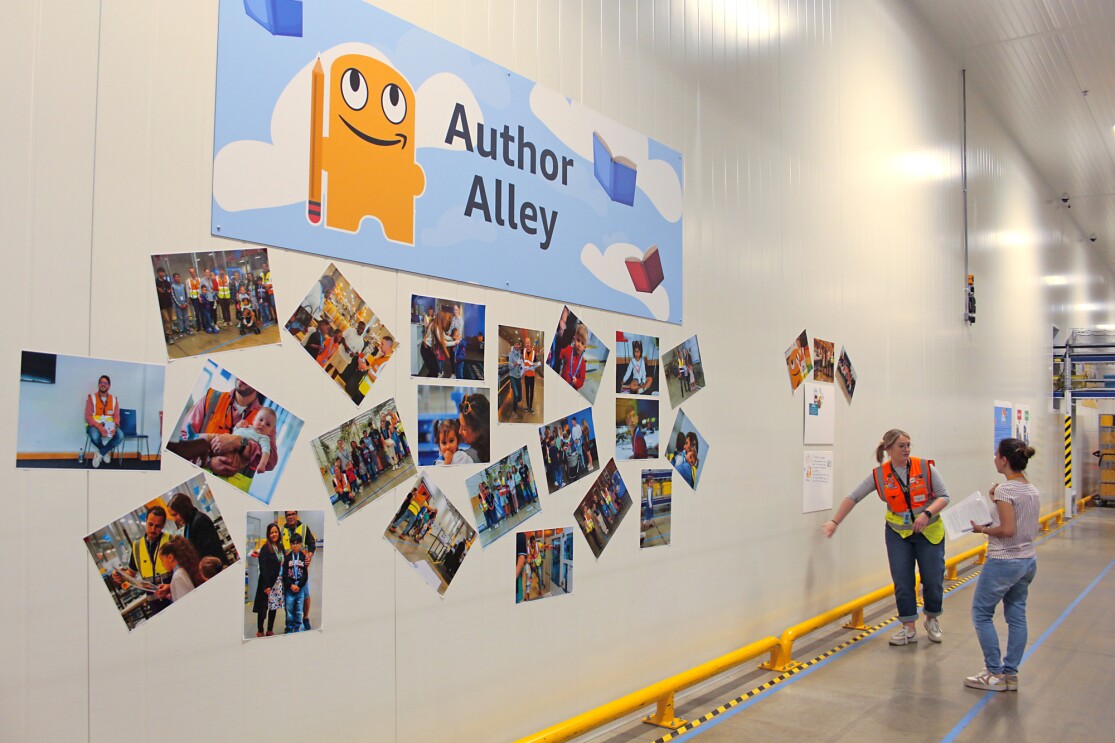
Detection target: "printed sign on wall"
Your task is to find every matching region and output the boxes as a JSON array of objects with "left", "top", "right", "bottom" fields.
[{"left": 212, "top": 0, "right": 684, "bottom": 323}]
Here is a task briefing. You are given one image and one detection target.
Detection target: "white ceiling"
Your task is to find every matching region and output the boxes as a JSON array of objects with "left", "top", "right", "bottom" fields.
[{"left": 911, "top": 0, "right": 1115, "bottom": 262}]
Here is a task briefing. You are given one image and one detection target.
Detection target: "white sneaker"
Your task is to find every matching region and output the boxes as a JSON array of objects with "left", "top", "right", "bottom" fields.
[
  {"left": 889, "top": 626, "right": 918, "bottom": 645},
  {"left": 103, "top": 451, "right": 111, "bottom": 463},
  {"left": 92, "top": 452, "right": 102, "bottom": 468},
  {"left": 925, "top": 616, "right": 942, "bottom": 643},
  {"left": 964, "top": 669, "right": 1008, "bottom": 692}
]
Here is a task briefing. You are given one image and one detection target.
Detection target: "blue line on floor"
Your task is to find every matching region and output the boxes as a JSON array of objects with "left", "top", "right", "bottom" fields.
[
  {"left": 663, "top": 514, "right": 1084, "bottom": 743},
  {"left": 939, "top": 556, "right": 1115, "bottom": 743}
]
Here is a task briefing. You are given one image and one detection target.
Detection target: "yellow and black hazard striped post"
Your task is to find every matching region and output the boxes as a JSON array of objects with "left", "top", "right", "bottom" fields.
[{"left": 1064, "top": 415, "right": 1072, "bottom": 489}]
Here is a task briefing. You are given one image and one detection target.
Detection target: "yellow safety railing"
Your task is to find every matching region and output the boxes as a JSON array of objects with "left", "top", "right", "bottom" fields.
[
  {"left": 516, "top": 507, "right": 1067, "bottom": 743},
  {"left": 1077, "top": 495, "right": 1094, "bottom": 511}
]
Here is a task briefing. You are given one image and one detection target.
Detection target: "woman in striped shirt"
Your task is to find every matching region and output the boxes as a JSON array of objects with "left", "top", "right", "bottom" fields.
[{"left": 965, "top": 437, "right": 1040, "bottom": 692}]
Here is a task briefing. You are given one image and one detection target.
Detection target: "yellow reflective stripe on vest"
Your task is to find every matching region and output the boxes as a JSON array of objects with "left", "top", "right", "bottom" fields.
[{"left": 884, "top": 512, "right": 945, "bottom": 544}]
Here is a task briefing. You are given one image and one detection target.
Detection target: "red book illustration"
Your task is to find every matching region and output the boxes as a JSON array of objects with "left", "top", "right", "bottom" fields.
[{"left": 625, "top": 245, "right": 664, "bottom": 293}]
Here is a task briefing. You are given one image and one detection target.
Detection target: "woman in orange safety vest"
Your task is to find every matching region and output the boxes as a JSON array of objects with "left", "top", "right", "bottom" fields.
[{"left": 822, "top": 429, "right": 951, "bottom": 646}]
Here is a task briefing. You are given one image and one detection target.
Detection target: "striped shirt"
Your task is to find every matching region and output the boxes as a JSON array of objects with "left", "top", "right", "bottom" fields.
[{"left": 987, "top": 480, "right": 1040, "bottom": 560}]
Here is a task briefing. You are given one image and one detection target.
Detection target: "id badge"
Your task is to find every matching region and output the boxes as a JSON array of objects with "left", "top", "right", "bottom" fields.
[{"left": 902, "top": 512, "right": 912, "bottom": 525}]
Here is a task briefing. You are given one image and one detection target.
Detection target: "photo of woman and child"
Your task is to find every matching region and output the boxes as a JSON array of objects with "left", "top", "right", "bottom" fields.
[
  {"left": 417, "top": 386, "right": 491, "bottom": 466},
  {"left": 410, "top": 295, "right": 486, "bottom": 380},
  {"left": 663, "top": 334, "right": 705, "bottom": 407},
  {"left": 384, "top": 474, "right": 476, "bottom": 596},
  {"left": 615, "top": 332, "right": 659, "bottom": 395},
  {"left": 615, "top": 399, "right": 659, "bottom": 460},
  {"left": 285, "top": 264, "right": 396, "bottom": 405},
  {"left": 497, "top": 325, "right": 545, "bottom": 424},
  {"left": 466, "top": 446, "right": 543, "bottom": 547},
  {"left": 309, "top": 399, "right": 415, "bottom": 522},
  {"left": 546, "top": 306, "right": 610, "bottom": 404},
  {"left": 573, "top": 459, "right": 633, "bottom": 559},
  {"left": 537, "top": 408, "right": 599, "bottom": 494},
  {"left": 665, "top": 410, "right": 709, "bottom": 491},
  {"left": 516, "top": 528, "right": 573, "bottom": 604},
  {"left": 244, "top": 509, "right": 325, "bottom": 639},
  {"left": 84, "top": 476, "right": 238, "bottom": 631}
]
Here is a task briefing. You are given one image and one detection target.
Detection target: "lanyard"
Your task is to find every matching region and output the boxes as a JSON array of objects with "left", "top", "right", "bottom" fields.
[
  {"left": 891, "top": 463, "right": 918, "bottom": 515},
  {"left": 568, "top": 351, "right": 584, "bottom": 380}
]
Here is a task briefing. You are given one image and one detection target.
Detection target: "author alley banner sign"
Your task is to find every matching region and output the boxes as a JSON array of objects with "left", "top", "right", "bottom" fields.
[{"left": 212, "top": 0, "right": 683, "bottom": 323}]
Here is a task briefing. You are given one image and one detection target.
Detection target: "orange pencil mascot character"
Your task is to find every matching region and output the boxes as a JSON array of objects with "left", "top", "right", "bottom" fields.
[{"left": 308, "top": 54, "right": 425, "bottom": 243}]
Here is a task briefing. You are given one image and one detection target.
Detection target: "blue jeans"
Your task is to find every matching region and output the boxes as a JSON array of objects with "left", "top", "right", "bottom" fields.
[
  {"left": 971, "top": 556, "right": 1037, "bottom": 674},
  {"left": 173, "top": 305, "right": 189, "bottom": 333},
  {"left": 884, "top": 526, "right": 945, "bottom": 623},
  {"left": 393, "top": 510, "right": 419, "bottom": 534},
  {"left": 87, "top": 426, "right": 124, "bottom": 456},
  {"left": 510, "top": 376, "right": 523, "bottom": 407},
  {"left": 284, "top": 589, "right": 305, "bottom": 633}
]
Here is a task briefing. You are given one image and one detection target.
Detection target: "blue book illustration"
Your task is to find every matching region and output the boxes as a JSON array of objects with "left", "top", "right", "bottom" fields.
[
  {"left": 243, "top": 0, "right": 304, "bottom": 38},
  {"left": 593, "top": 132, "right": 637, "bottom": 206}
]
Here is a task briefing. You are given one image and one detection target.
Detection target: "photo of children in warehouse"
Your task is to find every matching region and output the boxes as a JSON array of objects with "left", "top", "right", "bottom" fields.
[
  {"left": 466, "top": 446, "right": 543, "bottom": 548},
  {"left": 410, "top": 294, "right": 486, "bottom": 380},
  {"left": 243, "top": 509, "right": 325, "bottom": 639},
  {"left": 384, "top": 474, "right": 476, "bottom": 596},
  {"left": 537, "top": 407, "right": 599, "bottom": 494},
  {"left": 516, "top": 528, "right": 573, "bottom": 604},
  {"left": 615, "top": 332, "right": 659, "bottom": 395},
  {"left": 640, "top": 469, "right": 672, "bottom": 549},
  {"left": 663, "top": 334, "right": 705, "bottom": 406},
  {"left": 615, "top": 398, "right": 659, "bottom": 460},
  {"left": 665, "top": 410, "right": 710, "bottom": 492},
  {"left": 546, "top": 306, "right": 610, "bottom": 404},
  {"left": 573, "top": 459, "right": 632, "bottom": 559}
]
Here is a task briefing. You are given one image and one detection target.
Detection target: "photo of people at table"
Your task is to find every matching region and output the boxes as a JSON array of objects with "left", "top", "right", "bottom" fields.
[
  {"left": 497, "top": 325, "right": 545, "bottom": 424},
  {"left": 516, "top": 528, "right": 573, "bottom": 604},
  {"left": 466, "top": 446, "right": 542, "bottom": 548},
  {"left": 615, "top": 398, "right": 659, "bottom": 461},
  {"left": 640, "top": 469, "right": 672, "bottom": 549},
  {"left": 663, "top": 334, "right": 705, "bottom": 407},
  {"left": 546, "top": 306, "right": 610, "bottom": 404},
  {"left": 837, "top": 346, "right": 857, "bottom": 401},
  {"left": 665, "top": 410, "right": 709, "bottom": 492},
  {"left": 309, "top": 398, "right": 414, "bottom": 522},
  {"left": 537, "top": 407, "right": 600, "bottom": 494},
  {"left": 813, "top": 337, "right": 835, "bottom": 383},
  {"left": 83, "top": 475, "right": 238, "bottom": 631},
  {"left": 410, "top": 294, "right": 485, "bottom": 380},
  {"left": 167, "top": 360, "right": 303, "bottom": 504},
  {"left": 284, "top": 263, "right": 396, "bottom": 405},
  {"left": 615, "top": 332, "right": 659, "bottom": 396},
  {"left": 244, "top": 509, "right": 325, "bottom": 639},
  {"left": 416, "top": 385, "right": 491, "bottom": 465},
  {"left": 384, "top": 474, "right": 476, "bottom": 596},
  {"left": 150, "top": 248, "right": 279, "bottom": 360},
  {"left": 17, "top": 351, "right": 165, "bottom": 470},
  {"left": 573, "top": 459, "right": 632, "bottom": 559}
]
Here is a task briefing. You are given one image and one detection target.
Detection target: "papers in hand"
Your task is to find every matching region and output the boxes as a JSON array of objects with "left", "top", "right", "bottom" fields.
[
  {"left": 113, "top": 570, "right": 159, "bottom": 593},
  {"left": 942, "top": 491, "right": 999, "bottom": 541}
]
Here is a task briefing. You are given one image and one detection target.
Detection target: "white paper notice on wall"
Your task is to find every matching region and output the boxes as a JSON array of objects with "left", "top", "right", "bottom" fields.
[
  {"left": 803, "top": 451, "right": 834, "bottom": 514},
  {"left": 803, "top": 382, "right": 835, "bottom": 445}
]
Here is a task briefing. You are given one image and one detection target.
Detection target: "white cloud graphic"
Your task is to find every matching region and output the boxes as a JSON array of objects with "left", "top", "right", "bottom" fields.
[
  {"left": 420, "top": 206, "right": 497, "bottom": 247},
  {"left": 530, "top": 85, "right": 682, "bottom": 223},
  {"left": 580, "top": 242, "right": 670, "bottom": 321},
  {"left": 213, "top": 44, "right": 479, "bottom": 212}
]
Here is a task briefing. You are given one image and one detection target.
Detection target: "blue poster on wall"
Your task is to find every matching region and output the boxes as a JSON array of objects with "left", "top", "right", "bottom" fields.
[
  {"left": 993, "top": 401, "right": 1013, "bottom": 452},
  {"left": 212, "top": 0, "right": 684, "bottom": 323}
]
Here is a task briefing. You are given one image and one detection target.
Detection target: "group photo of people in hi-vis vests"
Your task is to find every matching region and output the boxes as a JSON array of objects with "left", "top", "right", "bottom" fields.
[
  {"left": 150, "top": 249, "right": 281, "bottom": 362},
  {"left": 166, "top": 359, "right": 304, "bottom": 505},
  {"left": 83, "top": 474, "right": 239, "bottom": 631},
  {"left": 15, "top": 351, "right": 166, "bottom": 471}
]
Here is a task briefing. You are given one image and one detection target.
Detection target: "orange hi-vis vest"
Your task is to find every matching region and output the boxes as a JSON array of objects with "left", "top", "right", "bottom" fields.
[
  {"left": 187, "top": 277, "right": 201, "bottom": 299},
  {"left": 523, "top": 348, "right": 536, "bottom": 377},
  {"left": 89, "top": 392, "right": 117, "bottom": 420},
  {"left": 873, "top": 457, "right": 935, "bottom": 517},
  {"left": 201, "top": 390, "right": 261, "bottom": 435}
]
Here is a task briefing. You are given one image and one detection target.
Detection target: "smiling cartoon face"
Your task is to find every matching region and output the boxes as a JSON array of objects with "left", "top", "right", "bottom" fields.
[{"left": 315, "top": 53, "right": 425, "bottom": 241}]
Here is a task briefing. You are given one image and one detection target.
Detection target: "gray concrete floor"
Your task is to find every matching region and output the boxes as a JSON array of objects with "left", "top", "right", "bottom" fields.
[{"left": 585, "top": 507, "right": 1115, "bottom": 743}]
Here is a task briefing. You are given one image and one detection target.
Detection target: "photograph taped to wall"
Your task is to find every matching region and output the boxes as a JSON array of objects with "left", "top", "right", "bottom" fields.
[
  {"left": 813, "top": 338, "right": 834, "bottom": 383},
  {"left": 410, "top": 294, "right": 485, "bottom": 380},
  {"left": 665, "top": 410, "right": 709, "bottom": 492},
  {"left": 384, "top": 473, "right": 476, "bottom": 596},
  {"left": 17, "top": 351, "right": 165, "bottom": 471},
  {"left": 803, "top": 381, "right": 835, "bottom": 446},
  {"left": 573, "top": 459, "right": 632, "bottom": 559},
  {"left": 497, "top": 325, "right": 545, "bottom": 424},
  {"left": 784, "top": 329, "right": 812, "bottom": 394},
  {"left": 167, "top": 360, "right": 304, "bottom": 504},
  {"left": 211, "top": 0, "right": 684, "bottom": 324},
  {"left": 516, "top": 528, "right": 573, "bottom": 604},
  {"left": 546, "top": 306, "right": 610, "bottom": 404},
  {"left": 837, "top": 346, "right": 857, "bottom": 401},
  {"left": 663, "top": 334, "right": 704, "bottom": 407},
  {"left": 417, "top": 385, "right": 491, "bottom": 465},
  {"left": 285, "top": 263, "right": 396, "bottom": 405},
  {"left": 640, "top": 469, "right": 672, "bottom": 548},
  {"left": 244, "top": 509, "right": 325, "bottom": 638},
  {"left": 538, "top": 407, "right": 600, "bottom": 494},
  {"left": 615, "top": 331, "right": 659, "bottom": 396},
  {"left": 615, "top": 398, "right": 659, "bottom": 461},
  {"left": 466, "top": 446, "right": 542, "bottom": 548},
  {"left": 308, "top": 398, "right": 415, "bottom": 522},
  {"left": 83, "top": 474, "right": 239, "bottom": 631},
  {"left": 151, "top": 248, "right": 279, "bottom": 360}
]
